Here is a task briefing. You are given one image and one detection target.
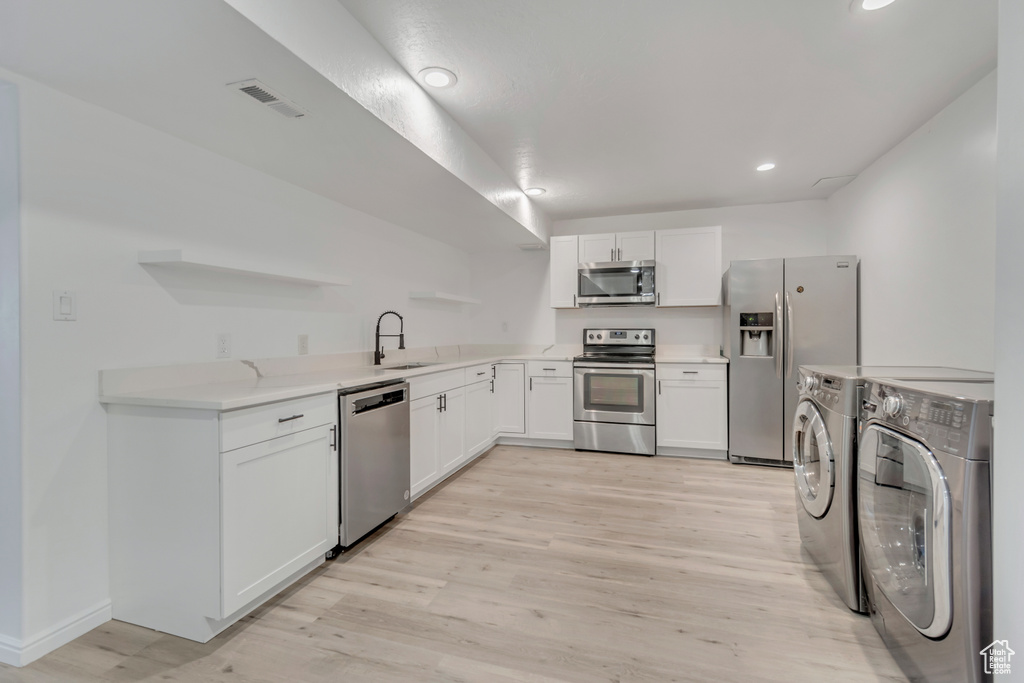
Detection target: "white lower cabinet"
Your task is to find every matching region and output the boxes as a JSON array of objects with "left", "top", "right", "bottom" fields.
[
  {"left": 410, "top": 384, "right": 469, "bottom": 498},
  {"left": 107, "top": 392, "right": 338, "bottom": 643},
  {"left": 494, "top": 362, "right": 526, "bottom": 434},
  {"left": 465, "top": 378, "right": 495, "bottom": 456},
  {"left": 410, "top": 393, "right": 442, "bottom": 497},
  {"left": 221, "top": 424, "right": 336, "bottom": 616},
  {"left": 527, "top": 369, "right": 574, "bottom": 441},
  {"left": 439, "top": 387, "right": 467, "bottom": 474},
  {"left": 656, "top": 364, "right": 728, "bottom": 456}
]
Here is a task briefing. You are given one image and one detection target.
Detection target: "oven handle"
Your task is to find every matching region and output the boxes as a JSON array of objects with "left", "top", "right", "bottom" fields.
[{"left": 573, "top": 362, "right": 656, "bottom": 370}]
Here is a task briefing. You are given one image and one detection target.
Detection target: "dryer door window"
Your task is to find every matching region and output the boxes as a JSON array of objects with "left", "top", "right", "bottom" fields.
[
  {"left": 792, "top": 400, "right": 834, "bottom": 518},
  {"left": 858, "top": 424, "right": 952, "bottom": 638}
]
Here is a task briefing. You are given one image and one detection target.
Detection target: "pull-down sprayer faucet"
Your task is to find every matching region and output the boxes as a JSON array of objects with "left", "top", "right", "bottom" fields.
[{"left": 374, "top": 310, "right": 405, "bottom": 365}]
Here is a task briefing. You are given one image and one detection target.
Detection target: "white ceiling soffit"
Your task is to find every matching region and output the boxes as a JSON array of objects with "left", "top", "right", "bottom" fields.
[
  {"left": 0, "top": 1, "right": 547, "bottom": 253},
  {"left": 225, "top": 0, "right": 548, "bottom": 246},
  {"left": 339, "top": 0, "right": 997, "bottom": 220}
]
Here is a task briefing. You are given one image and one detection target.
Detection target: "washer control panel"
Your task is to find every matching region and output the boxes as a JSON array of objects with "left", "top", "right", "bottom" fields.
[{"left": 861, "top": 381, "right": 974, "bottom": 455}]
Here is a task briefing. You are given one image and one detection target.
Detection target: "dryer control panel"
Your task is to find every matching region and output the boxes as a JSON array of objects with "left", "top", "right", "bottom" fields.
[{"left": 860, "top": 380, "right": 988, "bottom": 459}]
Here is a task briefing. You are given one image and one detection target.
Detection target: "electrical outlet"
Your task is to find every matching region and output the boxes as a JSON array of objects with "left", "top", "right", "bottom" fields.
[
  {"left": 216, "top": 333, "right": 231, "bottom": 359},
  {"left": 298, "top": 334, "right": 309, "bottom": 355}
]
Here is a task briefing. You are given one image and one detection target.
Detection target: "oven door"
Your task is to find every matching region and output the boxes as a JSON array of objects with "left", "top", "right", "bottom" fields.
[{"left": 573, "top": 365, "right": 656, "bottom": 425}]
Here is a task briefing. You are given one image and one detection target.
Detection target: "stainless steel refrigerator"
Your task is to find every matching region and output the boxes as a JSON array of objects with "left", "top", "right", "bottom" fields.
[{"left": 723, "top": 256, "right": 858, "bottom": 465}]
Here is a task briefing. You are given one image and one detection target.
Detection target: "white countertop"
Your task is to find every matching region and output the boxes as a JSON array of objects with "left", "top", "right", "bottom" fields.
[{"left": 100, "top": 349, "right": 727, "bottom": 411}]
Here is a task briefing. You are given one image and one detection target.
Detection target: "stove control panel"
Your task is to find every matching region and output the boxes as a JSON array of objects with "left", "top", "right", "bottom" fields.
[{"left": 583, "top": 329, "right": 654, "bottom": 346}]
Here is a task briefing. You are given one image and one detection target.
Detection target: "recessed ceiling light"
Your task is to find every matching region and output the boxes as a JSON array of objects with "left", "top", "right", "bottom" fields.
[
  {"left": 756, "top": 163, "right": 776, "bottom": 172},
  {"left": 418, "top": 67, "right": 457, "bottom": 89},
  {"left": 856, "top": 0, "right": 896, "bottom": 10},
  {"left": 524, "top": 187, "right": 546, "bottom": 196}
]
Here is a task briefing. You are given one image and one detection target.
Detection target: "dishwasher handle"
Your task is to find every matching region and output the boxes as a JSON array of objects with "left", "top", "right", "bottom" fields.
[{"left": 351, "top": 386, "right": 408, "bottom": 415}]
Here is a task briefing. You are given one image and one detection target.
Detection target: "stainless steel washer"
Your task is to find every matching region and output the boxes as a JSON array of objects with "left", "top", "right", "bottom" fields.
[
  {"left": 858, "top": 378, "right": 993, "bottom": 683},
  {"left": 793, "top": 366, "right": 993, "bottom": 613}
]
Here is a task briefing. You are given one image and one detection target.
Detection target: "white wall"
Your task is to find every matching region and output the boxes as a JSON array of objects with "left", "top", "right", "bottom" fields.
[
  {"left": 994, "top": 4, "right": 1024, "bottom": 672},
  {"left": 472, "top": 201, "right": 829, "bottom": 347},
  {"left": 5, "top": 66, "right": 480, "bottom": 659},
  {"left": 0, "top": 80, "right": 24, "bottom": 656},
  {"left": 825, "top": 71, "right": 997, "bottom": 371}
]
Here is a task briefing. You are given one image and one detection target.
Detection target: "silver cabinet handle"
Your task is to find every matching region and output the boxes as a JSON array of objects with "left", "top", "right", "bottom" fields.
[
  {"left": 278, "top": 414, "right": 304, "bottom": 423},
  {"left": 656, "top": 292, "right": 660, "bottom": 306},
  {"left": 477, "top": 371, "right": 486, "bottom": 376},
  {"left": 529, "top": 377, "right": 533, "bottom": 391},
  {"left": 785, "top": 291, "right": 795, "bottom": 379},
  {"left": 658, "top": 380, "right": 661, "bottom": 395},
  {"left": 683, "top": 371, "right": 698, "bottom": 374},
  {"left": 543, "top": 367, "right": 556, "bottom": 372},
  {"left": 330, "top": 425, "right": 337, "bottom": 451},
  {"left": 611, "top": 247, "right": 615, "bottom": 261},
  {"left": 442, "top": 393, "right": 447, "bottom": 412},
  {"left": 490, "top": 380, "right": 494, "bottom": 394},
  {"left": 774, "top": 291, "right": 783, "bottom": 379},
  {"left": 437, "top": 394, "right": 443, "bottom": 413}
]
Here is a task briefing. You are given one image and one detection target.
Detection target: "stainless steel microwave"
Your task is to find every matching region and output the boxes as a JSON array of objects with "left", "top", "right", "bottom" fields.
[{"left": 577, "top": 260, "right": 655, "bottom": 306}]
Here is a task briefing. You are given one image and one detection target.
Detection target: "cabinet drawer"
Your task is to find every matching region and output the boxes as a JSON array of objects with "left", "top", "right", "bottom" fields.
[
  {"left": 527, "top": 360, "right": 572, "bottom": 378},
  {"left": 408, "top": 369, "right": 465, "bottom": 400},
  {"left": 657, "top": 364, "right": 727, "bottom": 382},
  {"left": 220, "top": 393, "right": 336, "bottom": 453},
  {"left": 464, "top": 363, "right": 495, "bottom": 385}
]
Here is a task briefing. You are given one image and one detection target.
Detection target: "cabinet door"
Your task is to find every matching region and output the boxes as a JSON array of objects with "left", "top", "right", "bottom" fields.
[
  {"left": 410, "top": 394, "right": 441, "bottom": 497},
  {"left": 494, "top": 363, "right": 526, "bottom": 434},
  {"left": 549, "top": 235, "right": 579, "bottom": 309},
  {"left": 221, "top": 424, "right": 334, "bottom": 617},
  {"left": 617, "top": 231, "right": 655, "bottom": 261},
  {"left": 464, "top": 379, "right": 494, "bottom": 458},
  {"left": 439, "top": 387, "right": 466, "bottom": 475},
  {"left": 656, "top": 379, "right": 728, "bottom": 450},
  {"left": 655, "top": 226, "right": 722, "bottom": 306},
  {"left": 579, "top": 233, "right": 617, "bottom": 263},
  {"left": 528, "top": 376, "right": 574, "bottom": 440}
]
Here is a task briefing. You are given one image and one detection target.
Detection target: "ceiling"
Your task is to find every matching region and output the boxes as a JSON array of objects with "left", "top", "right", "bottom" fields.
[
  {"left": 0, "top": 0, "right": 998, "bottom": 252},
  {"left": 340, "top": 0, "right": 997, "bottom": 219}
]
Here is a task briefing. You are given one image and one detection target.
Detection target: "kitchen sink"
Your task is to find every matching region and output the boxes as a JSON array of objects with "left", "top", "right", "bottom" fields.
[{"left": 384, "top": 362, "right": 441, "bottom": 370}]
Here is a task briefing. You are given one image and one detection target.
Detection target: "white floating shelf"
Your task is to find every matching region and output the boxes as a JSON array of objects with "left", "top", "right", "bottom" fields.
[
  {"left": 138, "top": 249, "right": 350, "bottom": 287},
  {"left": 409, "top": 291, "right": 481, "bottom": 305}
]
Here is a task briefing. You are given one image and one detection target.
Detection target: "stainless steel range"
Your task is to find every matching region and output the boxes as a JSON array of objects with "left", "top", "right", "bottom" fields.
[{"left": 573, "top": 328, "right": 656, "bottom": 456}]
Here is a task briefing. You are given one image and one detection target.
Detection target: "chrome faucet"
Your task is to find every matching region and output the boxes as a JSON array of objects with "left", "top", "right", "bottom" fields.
[{"left": 374, "top": 310, "right": 405, "bottom": 365}]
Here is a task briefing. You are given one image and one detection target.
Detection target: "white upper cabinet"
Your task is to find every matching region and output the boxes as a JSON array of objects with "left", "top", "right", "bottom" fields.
[
  {"left": 579, "top": 233, "right": 617, "bottom": 263},
  {"left": 655, "top": 226, "right": 722, "bottom": 307},
  {"left": 579, "top": 232, "right": 655, "bottom": 263},
  {"left": 549, "top": 235, "right": 579, "bottom": 309},
  {"left": 616, "top": 231, "right": 656, "bottom": 261}
]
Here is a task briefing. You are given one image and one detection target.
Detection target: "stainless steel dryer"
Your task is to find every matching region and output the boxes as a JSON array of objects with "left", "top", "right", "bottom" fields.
[
  {"left": 792, "top": 366, "right": 993, "bottom": 614},
  {"left": 858, "top": 378, "right": 993, "bottom": 683}
]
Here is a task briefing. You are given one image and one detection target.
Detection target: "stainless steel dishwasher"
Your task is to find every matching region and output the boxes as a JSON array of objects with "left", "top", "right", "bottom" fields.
[{"left": 337, "top": 379, "right": 410, "bottom": 549}]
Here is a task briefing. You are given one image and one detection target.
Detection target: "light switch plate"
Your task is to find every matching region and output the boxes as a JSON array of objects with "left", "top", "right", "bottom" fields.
[{"left": 52, "top": 290, "right": 76, "bottom": 321}]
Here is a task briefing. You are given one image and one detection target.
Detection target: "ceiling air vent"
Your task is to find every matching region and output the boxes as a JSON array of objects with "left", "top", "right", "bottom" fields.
[{"left": 227, "top": 79, "right": 307, "bottom": 119}]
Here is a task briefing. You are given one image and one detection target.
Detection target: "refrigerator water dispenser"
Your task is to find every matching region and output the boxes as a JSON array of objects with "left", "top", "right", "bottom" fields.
[{"left": 739, "top": 312, "right": 773, "bottom": 357}]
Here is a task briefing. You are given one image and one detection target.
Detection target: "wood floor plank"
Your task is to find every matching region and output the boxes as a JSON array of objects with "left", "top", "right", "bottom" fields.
[{"left": 0, "top": 445, "right": 906, "bottom": 682}]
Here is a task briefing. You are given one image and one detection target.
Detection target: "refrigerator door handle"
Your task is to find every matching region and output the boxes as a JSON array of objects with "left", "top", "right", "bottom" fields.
[
  {"left": 774, "top": 291, "right": 783, "bottom": 379},
  {"left": 785, "top": 290, "right": 795, "bottom": 378}
]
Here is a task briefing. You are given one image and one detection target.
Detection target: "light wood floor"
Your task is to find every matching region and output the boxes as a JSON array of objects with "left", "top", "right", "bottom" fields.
[{"left": 1, "top": 446, "right": 906, "bottom": 682}]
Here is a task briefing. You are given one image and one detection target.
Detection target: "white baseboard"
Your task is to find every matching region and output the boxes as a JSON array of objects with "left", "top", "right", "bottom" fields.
[
  {"left": 0, "top": 600, "right": 111, "bottom": 667},
  {"left": 496, "top": 437, "right": 574, "bottom": 450}
]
